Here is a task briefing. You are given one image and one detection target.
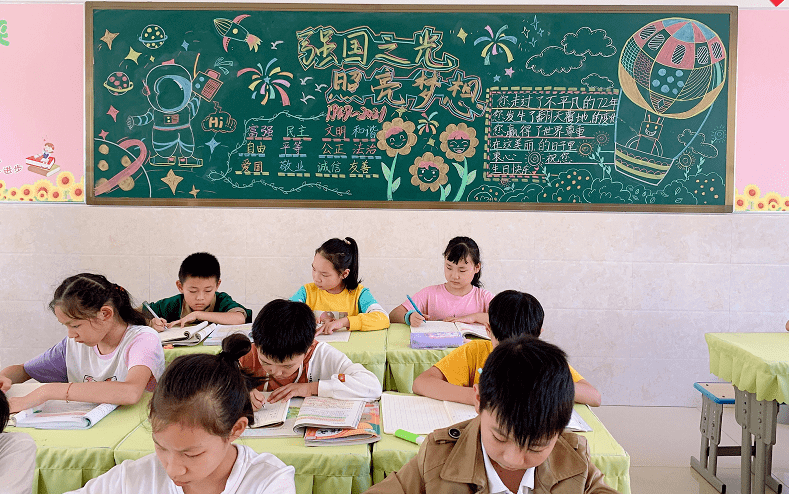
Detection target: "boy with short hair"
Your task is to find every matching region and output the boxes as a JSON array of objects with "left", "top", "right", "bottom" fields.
[
  {"left": 240, "top": 299, "right": 381, "bottom": 407},
  {"left": 412, "top": 290, "right": 601, "bottom": 406},
  {"left": 146, "top": 252, "right": 251, "bottom": 331},
  {"left": 366, "top": 336, "right": 617, "bottom": 494}
]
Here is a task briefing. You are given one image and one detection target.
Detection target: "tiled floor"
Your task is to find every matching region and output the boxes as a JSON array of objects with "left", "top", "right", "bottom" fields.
[{"left": 594, "top": 405, "right": 789, "bottom": 494}]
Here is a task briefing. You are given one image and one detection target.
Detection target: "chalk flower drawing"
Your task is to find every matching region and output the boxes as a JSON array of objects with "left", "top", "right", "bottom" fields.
[
  {"left": 440, "top": 123, "right": 478, "bottom": 161},
  {"left": 410, "top": 152, "right": 449, "bottom": 192}
]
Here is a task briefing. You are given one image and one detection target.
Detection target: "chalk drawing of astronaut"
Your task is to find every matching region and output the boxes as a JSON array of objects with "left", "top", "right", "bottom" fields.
[{"left": 127, "top": 63, "right": 202, "bottom": 167}]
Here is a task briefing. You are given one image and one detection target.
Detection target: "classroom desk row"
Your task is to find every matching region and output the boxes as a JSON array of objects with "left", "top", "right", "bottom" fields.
[{"left": 8, "top": 324, "right": 631, "bottom": 494}]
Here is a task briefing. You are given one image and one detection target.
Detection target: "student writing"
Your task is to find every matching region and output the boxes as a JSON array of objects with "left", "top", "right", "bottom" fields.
[
  {"left": 0, "top": 273, "right": 165, "bottom": 413},
  {"left": 390, "top": 236, "right": 492, "bottom": 327},
  {"left": 291, "top": 237, "right": 388, "bottom": 334},
  {"left": 364, "top": 336, "right": 617, "bottom": 494},
  {"left": 413, "top": 290, "right": 602, "bottom": 407},
  {"left": 67, "top": 334, "right": 295, "bottom": 494},
  {"left": 146, "top": 252, "right": 251, "bottom": 331},
  {"left": 240, "top": 299, "right": 382, "bottom": 406}
]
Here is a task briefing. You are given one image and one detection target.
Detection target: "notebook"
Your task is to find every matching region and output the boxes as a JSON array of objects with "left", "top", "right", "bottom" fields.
[
  {"left": 381, "top": 393, "right": 592, "bottom": 435},
  {"left": 9, "top": 383, "right": 117, "bottom": 430},
  {"left": 202, "top": 323, "right": 252, "bottom": 346},
  {"left": 157, "top": 321, "right": 214, "bottom": 346},
  {"left": 410, "top": 321, "right": 489, "bottom": 340}
]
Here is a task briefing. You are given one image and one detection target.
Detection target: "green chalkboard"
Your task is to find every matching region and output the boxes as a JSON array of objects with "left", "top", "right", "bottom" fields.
[{"left": 87, "top": 3, "right": 736, "bottom": 211}]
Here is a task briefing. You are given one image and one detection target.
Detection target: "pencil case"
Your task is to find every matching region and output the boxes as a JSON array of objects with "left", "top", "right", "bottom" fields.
[{"left": 410, "top": 331, "right": 464, "bottom": 349}]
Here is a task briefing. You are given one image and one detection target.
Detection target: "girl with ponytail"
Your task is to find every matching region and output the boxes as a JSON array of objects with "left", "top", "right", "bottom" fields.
[
  {"left": 290, "top": 237, "right": 389, "bottom": 334},
  {"left": 0, "top": 273, "right": 165, "bottom": 413},
  {"left": 70, "top": 334, "right": 295, "bottom": 493}
]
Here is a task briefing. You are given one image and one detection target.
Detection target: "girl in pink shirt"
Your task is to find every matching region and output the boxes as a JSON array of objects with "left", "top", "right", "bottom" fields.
[{"left": 390, "top": 236, "right": 493, "bottom": 327}]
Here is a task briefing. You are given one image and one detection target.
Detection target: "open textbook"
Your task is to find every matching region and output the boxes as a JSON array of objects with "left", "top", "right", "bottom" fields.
[
  {"left": 381, "top": 393, "right": 592, "bottom": 435},
  {"left": 410, "top": 321, "right": 489, "bottom": 340},
  {"left": 157, "top": 320, "right": 214, "bottom": 346},
  {"left": 244, "top": 395, "right": 365, "bottom": 439},
  {"left": 8, "top": 383, "right": 117, "bottom": 430},
  {"left": 203, "top": 323, "right": 252, "bottom": 346}
]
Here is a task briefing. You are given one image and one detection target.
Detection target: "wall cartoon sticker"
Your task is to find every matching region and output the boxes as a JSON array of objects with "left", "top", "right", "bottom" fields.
[{"left": 127, "top": 62, "right": 202, "bottom": 167}]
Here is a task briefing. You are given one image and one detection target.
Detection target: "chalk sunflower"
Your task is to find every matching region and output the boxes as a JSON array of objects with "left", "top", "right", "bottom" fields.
[
  {"left": 376, "top": 118, "right": 417, "bottom": 157},
  {"left": 409, "top": 152, "right": 449, "bottom": 192},
  {"left": 56, "top": 171, "right": 76, "bottom": 192},
  {"left": 440, "top": 123, "right": 478, "bottom": 161}
]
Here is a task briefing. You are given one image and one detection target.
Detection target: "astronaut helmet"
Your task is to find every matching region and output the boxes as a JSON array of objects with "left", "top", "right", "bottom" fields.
[{"left": 143, "top": 63, "right": 193, "bottom": 113}]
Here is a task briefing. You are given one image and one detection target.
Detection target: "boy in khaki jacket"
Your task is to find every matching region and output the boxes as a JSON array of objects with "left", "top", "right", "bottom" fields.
[{"left": 365, "top": 336, "right": 617, "bottom": 494}]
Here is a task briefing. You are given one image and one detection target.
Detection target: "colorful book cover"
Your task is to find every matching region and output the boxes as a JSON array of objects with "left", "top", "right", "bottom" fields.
[{"left": 304, "top": 401, "right": 381, "bottom": 446}]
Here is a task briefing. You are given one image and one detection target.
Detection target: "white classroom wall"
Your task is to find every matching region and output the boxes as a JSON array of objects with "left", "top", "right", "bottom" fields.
[{"left": 1, "top": 0, "right": 787, "bottom": 407}]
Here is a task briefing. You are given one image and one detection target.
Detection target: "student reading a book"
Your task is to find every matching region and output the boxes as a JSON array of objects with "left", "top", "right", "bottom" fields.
[
  {"left": 68, "top": 333, "right": 295, "bottom": 494},
  {"left": 412, "top": 290, "right": 602, "bottom": 407},
  {"left": 240, "top": 299, "right": 382, "bottom": 406},
  {"left": 291, "top": 237, "right": 388, "bottom": 334},
  {"left": 365, "top": 337, "right": 616, "bottom": 494},
  {"left": 0, "top": 273, "right": 166, "bottom": 413},
  {"left": 0, "top": 392, "right": 36, "bottom": 494},
  {"left": 389, "top": 236, "right": 493, "bottom": 327},
  {"left": 146, "top": 252, "right": 252, "bottom": 331}
]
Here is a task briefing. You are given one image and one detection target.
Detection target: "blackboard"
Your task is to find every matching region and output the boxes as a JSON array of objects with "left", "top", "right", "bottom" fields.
[{"left": 87, "top": 3, "right": 736, "bottom": 211}]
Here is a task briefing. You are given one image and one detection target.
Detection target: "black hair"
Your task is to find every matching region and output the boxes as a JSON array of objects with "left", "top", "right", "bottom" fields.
[
  {"left": 489, "top": 290, "right": 544, "bottom": 341},
  {"left": 0, "top": 392, "right": 9, "bottom": 432},
  {"left": 251, "top": 299, "right": 315, "bottom": 361},
  {"left": 49, "top": 273, "right": 147, "bottom": 326},
  {"left": 443, "top": 236, "right": 482, "bottom": 287},
  {"left": 315, "top": 237, "right": 360, "bottom": 291},
  {"left": 149, "top": 333, "right": 264, "bottom": 435},
  {"left": 178, "top": 252, "right": 221, "bottom": 283},
  {"left": 479, "top": 335, "right": 574, "bottom": 449}
]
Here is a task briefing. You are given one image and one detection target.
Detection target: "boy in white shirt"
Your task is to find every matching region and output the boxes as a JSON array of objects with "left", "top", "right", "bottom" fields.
[{"left": 240, "top": 299, "right": 382, "bottom": 407}]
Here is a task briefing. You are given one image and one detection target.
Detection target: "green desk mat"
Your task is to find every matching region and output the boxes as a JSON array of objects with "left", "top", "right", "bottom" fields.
[
  {"left": 165, "top": 329, "right": 387, "bottom": 386},
  {"left": 372, "top": 403, "right": 631, "bottom": 494},
  {"left": 384, "top": 324, "right": 451, "bottom": 392},
  {"left": 114, "top": 423, "right": 372, "bottom": 494},
  {"left": 7, "top": 395, "right": 151, "bottom": 494}
]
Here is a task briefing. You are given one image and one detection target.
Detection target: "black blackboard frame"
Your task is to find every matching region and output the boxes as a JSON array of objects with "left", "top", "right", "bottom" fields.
[{"left": 86, "top": 2, "right": 737, "bottom": 212}]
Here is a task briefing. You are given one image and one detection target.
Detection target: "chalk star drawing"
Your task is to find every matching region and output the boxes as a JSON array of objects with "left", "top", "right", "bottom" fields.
[
  {"left": 125, "top": 47, "right": 142, "bottom": 64},
  {"left": 162, "top": 169, "right": 183, "bottom": 194},
  {"left": 99, "top": 130, "right": 109, "bottom": 139},
  {"left": 457, "top": 28, "right": 468, "bottom": 42},
  {"left": 493, "top": 74, "right": 501, "bottom": 82},
  {"left": 395, "top": 107, "right": 407, "bottom": 117},
  {"left": 427, "top": 138, "right": 435, "bottom": 146},
  {"left": 107, "top": 106, "right": 119, "bottom": 122},
  {"left": 206, "top": 136, "right": 220, "bottom": 154},
  {"left": 505, "top": 67, "right": 514, "bottom": 77},
  {"left": 189, "top": 185, "right": 200, "bottom": 198},
  {"left": 149, "top": 56, "right": 155, "bottom": 62},
  {"left": 181, "top": 40, "right": 189, "bottom": 50},
  {"left": 522, "top": 27, "right": 530, "bottom": 38},
  {"left": 537, "top": 28, "right": 544, "bottom": 37},
  {"left": 101, "top": 30, "right": 119, "bottom": 50},
  {"left": 531, "top": 16, "right": 539, "bottom": 30}
]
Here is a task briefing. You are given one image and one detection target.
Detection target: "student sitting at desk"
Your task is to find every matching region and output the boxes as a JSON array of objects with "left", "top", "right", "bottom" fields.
[
  {"left": 291, "top": 237, "right": 389, "bottom": 334},
  {"left": 412, "top": 290, "right": 601, "bottom": 407},
  {"left": 0, "top": 273, "right": 165, "bottom": 413},
  {"left": 0, "top": 392, "right": 36, "bottom": 494},
  {"left": 68, "top": 331, "right": 295, "bottom": 493},
  {"left": 145, "top": 252, "right": 252, "bottom": 331},
  {"left": 239, "top": 299, "right": 382, "bottom": 406},
  {"left": 365, "top": 336, "right": 616, "bottom": 494},
  {"left": 389, "top": 236, "right": 493, "bottom": 327}
]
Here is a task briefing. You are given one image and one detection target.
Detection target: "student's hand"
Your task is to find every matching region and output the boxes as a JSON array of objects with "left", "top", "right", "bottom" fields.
[
  {"left": 149, "top": 317, "right": 168, "bottom": 333},
  {"left": 267, "top": 382, "right": 318, "bottom": 403},
  {"left": 250, "top": 389, "right": 266, "bottom": 411},
  {"left": 8, "top": 385, "right": 51, "bottom": 413},
  {"left": 408, "top": 313, "right": 427, "bottom": 327},
  {"left": 0, "top": 375, "right": 12, "bottom": 392},
  {"left": 317, "top": 318, "right": 348, "bottom": 335},
  {"left": 169, "top": 311, "right": 202, "bottom": 328}
]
